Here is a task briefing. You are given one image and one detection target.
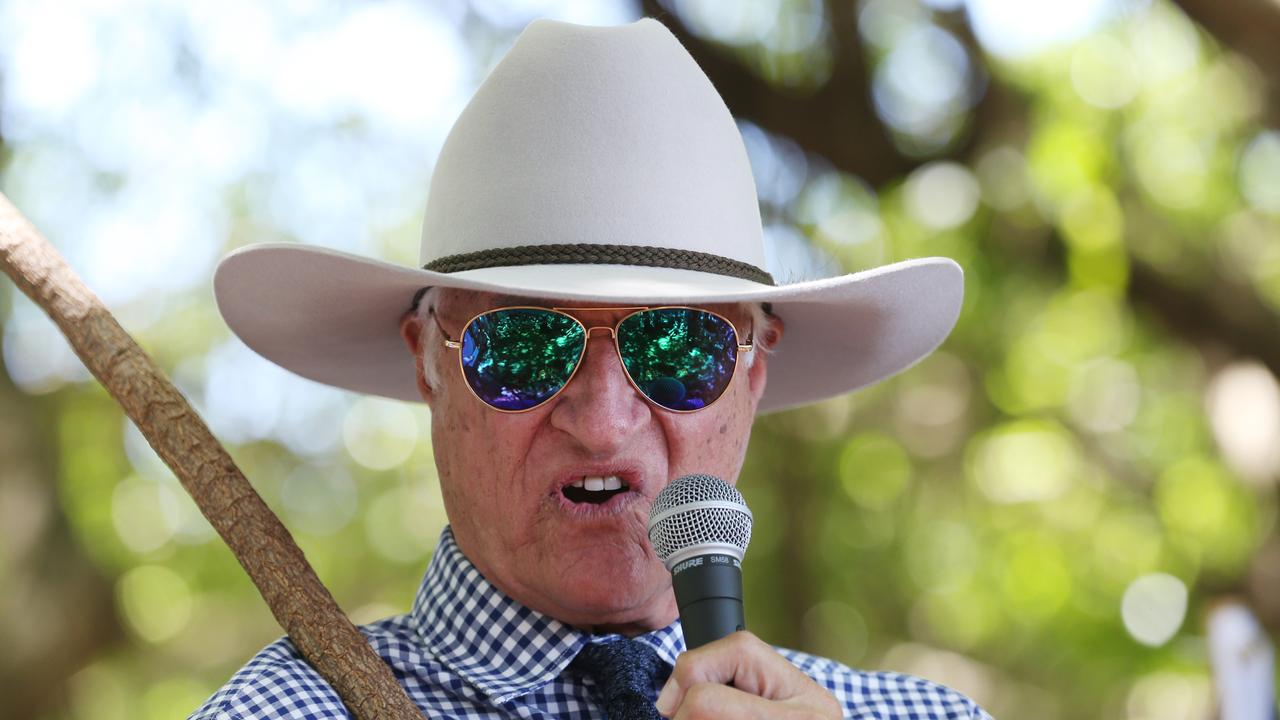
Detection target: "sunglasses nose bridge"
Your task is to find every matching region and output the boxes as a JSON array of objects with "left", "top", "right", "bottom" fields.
[{"left": 583, "top": 325, "right": 617, "bottom": 340}]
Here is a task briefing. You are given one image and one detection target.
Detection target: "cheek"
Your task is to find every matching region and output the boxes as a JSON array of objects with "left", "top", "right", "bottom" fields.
[
  {"left": 431, "top": 393, "right": 496, "bottom": 510},
  {"left": 669, "top": 392, "right": 756, "bottom": 476},
  {"left": 709, "top": 384, "right": 755, "bottom": 445},
  {"left": 433, "top": 390, "right": 541, "bottom": 505}
]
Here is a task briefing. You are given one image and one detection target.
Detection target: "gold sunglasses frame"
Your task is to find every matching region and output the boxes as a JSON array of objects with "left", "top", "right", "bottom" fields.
[{"left": 430, "top": 305, "right": 755, "bottom": 414}]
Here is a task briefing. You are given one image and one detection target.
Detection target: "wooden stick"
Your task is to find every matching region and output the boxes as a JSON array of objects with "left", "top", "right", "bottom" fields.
[{"left": 0, "top": 192, "right": 424, "bottom": 720}]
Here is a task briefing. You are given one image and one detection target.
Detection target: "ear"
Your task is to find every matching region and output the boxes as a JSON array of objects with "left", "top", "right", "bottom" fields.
[
  {"left": 399, "top": 309, "right": 436, "bottom": 407},
  {"left": 746, "top": 313, "right": 783, "bottom": 402}
]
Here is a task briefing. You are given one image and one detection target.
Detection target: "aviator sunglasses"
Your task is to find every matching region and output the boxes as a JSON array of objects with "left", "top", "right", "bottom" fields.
[{"left": 428, "top": 304, "right": 755, "bottom": 413}]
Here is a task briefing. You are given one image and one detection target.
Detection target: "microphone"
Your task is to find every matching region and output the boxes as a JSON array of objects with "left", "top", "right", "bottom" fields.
[{"left": 646, "top": 474, "right": 753, "bottom": 650}]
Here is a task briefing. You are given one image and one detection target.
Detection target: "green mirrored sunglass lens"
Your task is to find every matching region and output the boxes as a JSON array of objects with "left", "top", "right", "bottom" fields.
[
  {"left": 460, "top": 309, "right": 584, "bottom": 411},
  {"left": 617, "top": 308, "right": 738, "bottom": 411}
]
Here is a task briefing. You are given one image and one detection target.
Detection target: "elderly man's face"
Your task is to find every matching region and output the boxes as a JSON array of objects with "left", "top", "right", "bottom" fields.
[{"left": 400, "top": 289, "right": 775, "bottom": 634}]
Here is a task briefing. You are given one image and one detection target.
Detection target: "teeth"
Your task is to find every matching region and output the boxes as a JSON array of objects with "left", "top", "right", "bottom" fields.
[{"left": 574, "top": 475, "right": 626, "bottom": 492}]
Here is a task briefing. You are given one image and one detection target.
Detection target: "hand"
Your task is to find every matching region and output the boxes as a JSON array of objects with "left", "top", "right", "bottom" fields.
[{"left": 654, "top": 631, "right": 843, "bottom": 719}]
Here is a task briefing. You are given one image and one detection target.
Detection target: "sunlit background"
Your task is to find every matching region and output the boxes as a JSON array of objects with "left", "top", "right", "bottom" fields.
[{"left": 2, "top": 0, "right": 1279, "bottom": 718}]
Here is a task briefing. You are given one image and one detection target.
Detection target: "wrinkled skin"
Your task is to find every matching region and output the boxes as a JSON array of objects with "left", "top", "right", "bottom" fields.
[
  {"left": 399, "top": 289, "right": 774, "bottom": 635},
  {"left": 401, "top": 289, "right": 841, "bottom": 718}
]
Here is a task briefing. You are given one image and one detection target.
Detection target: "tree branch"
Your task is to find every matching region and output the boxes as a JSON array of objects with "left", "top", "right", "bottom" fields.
[
  {"left": 641, "top": 0, "right": 1280, "bottom": 386},
  {"left": 639, "top": 0, "right": 922, "bottom": 186},
  {"left": 0, "top": 193, "right": 424, "bottom": 720},
  {"left": 1128, "top": 258, "right": 1280, "bottom": 380},
  {"left": 1172, "top": 0, "right": 1280, "bottom": 123}
]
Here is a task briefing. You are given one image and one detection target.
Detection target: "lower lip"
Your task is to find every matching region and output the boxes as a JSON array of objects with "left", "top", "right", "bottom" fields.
[{"left": 553, "top": 488, "right": 642, "bottom": 518}]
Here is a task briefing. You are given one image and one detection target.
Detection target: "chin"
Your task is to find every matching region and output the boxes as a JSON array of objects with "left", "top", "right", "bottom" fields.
[{"left": 555, "top": 548, "right": 668, "bottom": 619}]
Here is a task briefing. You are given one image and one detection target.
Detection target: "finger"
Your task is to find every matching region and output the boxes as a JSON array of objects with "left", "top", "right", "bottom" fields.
[
  {"left": 656, "top": 631, "right": 815, "bottom": 713},
  {"left": 667, "top": 681, "right": 827, "bottom": 720}
]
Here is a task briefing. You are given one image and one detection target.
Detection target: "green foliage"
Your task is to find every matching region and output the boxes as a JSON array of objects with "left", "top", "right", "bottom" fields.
[{"left": 3, "top": 1, "right": 1280, "bottom": 719}]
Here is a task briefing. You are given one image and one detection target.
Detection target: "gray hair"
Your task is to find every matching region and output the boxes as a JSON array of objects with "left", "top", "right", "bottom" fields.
[{"left": 410, "top": 287, "right": 778, "bottom": 393}]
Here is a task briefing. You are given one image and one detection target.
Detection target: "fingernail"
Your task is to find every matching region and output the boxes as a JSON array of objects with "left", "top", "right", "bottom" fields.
[{"left": 655, "top": 679, "right": 676, "bottom": 716}]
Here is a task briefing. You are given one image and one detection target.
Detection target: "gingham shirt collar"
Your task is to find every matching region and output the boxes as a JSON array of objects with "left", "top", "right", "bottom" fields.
[{"left": 409, "top": 526, "right": 685, "bottom": 705}]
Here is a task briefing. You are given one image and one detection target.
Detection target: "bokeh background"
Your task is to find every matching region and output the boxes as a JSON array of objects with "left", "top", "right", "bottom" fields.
[{"left": 2, "top": 0, "right": 1279, "bottom": 718}]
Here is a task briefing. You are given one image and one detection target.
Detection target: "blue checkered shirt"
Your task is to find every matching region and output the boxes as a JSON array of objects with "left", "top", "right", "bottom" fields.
[{"left": 190, "top": 526, "right": 993, "bottom": 719}]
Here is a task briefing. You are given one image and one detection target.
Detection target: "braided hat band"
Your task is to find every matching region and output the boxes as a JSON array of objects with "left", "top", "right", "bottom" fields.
[
  {"left": 210, "top": 17, "right": 965, "bottom": 415},
  {"left": 424, "top": 243, "right": 776, "bottom": 286}
]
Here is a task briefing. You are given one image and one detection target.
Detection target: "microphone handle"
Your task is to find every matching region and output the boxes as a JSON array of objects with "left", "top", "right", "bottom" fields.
[{"left": 672, "top": 553, "right": 745, "bottom": 650}]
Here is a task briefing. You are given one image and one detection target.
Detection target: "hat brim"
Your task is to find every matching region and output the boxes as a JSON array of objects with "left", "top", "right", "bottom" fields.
[{"left": 213, "top": 243, "right": 963, "bottom": 414}]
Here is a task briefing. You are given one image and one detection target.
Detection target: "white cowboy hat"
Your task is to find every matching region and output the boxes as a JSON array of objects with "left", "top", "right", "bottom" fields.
[{"left": 213, "top": 17, "right": 963, "bottom": 415}]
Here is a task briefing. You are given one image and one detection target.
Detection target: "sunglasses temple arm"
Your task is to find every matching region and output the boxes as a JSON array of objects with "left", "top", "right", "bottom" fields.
[{"left": 425, "top": 305, "right": 463, "bottom": 348}]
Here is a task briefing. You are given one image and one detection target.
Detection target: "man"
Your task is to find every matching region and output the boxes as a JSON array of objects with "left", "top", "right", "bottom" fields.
[{"left": 193, "top": 16, "right": 991, "bottom": 720}]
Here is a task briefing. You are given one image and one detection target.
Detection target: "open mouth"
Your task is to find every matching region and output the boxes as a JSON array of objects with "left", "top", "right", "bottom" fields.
[{"left": 562, "top": 475, "right": 631, "bottom": 504}]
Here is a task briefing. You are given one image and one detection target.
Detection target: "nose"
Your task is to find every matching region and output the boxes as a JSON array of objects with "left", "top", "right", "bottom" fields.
[{"left": 548, "top": 330, "right": 649, "bottom": 457}]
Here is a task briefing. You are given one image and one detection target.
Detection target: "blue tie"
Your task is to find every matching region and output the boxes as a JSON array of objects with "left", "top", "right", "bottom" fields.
[{"left": 571, "top": 638, "right": 670, "bottom": 720}]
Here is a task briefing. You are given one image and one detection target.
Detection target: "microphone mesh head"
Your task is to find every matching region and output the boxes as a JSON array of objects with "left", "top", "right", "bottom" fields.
[{"left": 647, "top": 474, "right": 752, "bottom": 563}]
